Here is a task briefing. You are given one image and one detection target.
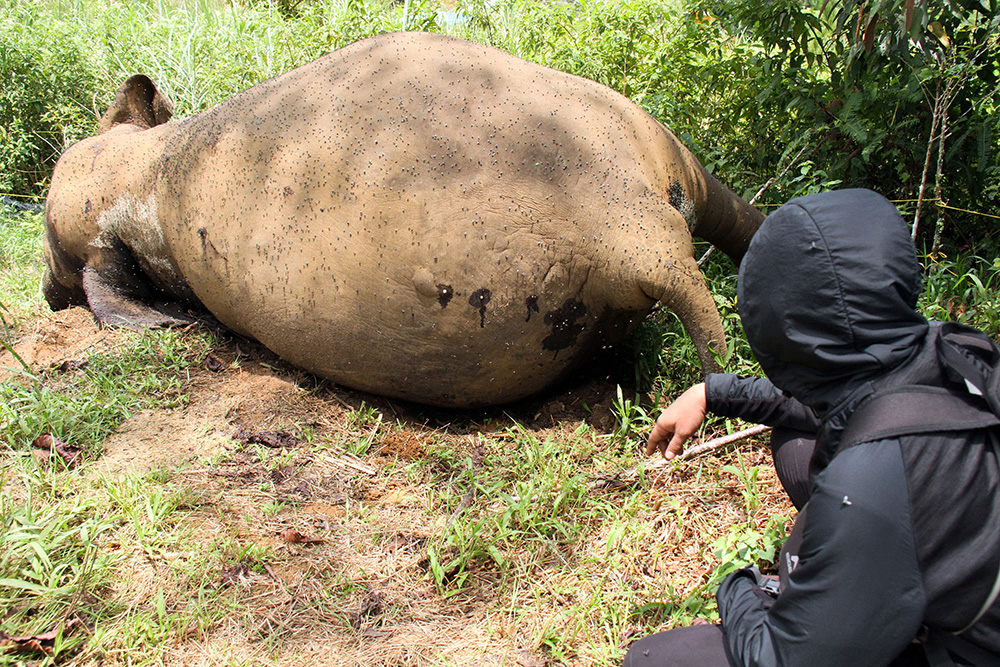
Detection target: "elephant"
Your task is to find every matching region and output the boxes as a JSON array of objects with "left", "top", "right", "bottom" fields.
[{"left": 42, "top": 31, "right": 763, "bottom": 408}]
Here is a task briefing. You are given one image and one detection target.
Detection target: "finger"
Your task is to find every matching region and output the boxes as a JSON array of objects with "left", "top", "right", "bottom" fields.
[
  {"left": 645, "top": 420, "right": 671, "bottom": 456},
  {"left": 664, "top": 432, "right": 686, "bottom": 460},
  {"left": 645, "top": 427, "right": 663, "bottom": 456}
]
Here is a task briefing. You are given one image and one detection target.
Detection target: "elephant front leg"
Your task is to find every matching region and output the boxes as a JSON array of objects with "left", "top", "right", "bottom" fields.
[
  {"left": 81, "top": 240, "right": 196, "bottom": 330},
  {"left": 42, "top": 267, "right": 87, "bottom": 311}
]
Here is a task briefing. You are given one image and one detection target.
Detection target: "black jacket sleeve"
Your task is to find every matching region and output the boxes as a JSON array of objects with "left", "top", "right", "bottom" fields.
[
  {"left": 706, "top": 374, "right": 822, "bottom": 433},
  {"left": 716, "top": 441, "right": 927, "bottom": 666}
]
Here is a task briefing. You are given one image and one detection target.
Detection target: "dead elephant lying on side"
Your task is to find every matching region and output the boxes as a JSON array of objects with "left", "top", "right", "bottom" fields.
[{"left": 43, "top": 32, "right": 763, "bottom": 408}]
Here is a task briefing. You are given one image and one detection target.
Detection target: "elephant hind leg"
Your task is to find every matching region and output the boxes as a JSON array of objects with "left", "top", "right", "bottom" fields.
[{"left": 640, "top": 254, "right": 727, "bottom": 376}]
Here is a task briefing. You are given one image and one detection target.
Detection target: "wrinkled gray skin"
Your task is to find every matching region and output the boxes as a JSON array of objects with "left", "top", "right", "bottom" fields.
[{"left": 43, "top": 32, "right": 763, "bottom": 408}]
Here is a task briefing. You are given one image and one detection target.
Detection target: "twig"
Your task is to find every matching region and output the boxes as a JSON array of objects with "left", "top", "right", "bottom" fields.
[
  {"left": 913, "top": 79, "right": 943, "bottom": 241},
  {"left": 680, "top": 424, "right": 771, "bottom": 459},
  {"left": 588, "top": 425, "right": 772, "bottom": 490},
  {"left": 320, "top": 453, "right": 376, "bottom": 475},
  {"left": 748, "top": 144, "right": 812, "bottom": 207},
  {"left": 931, "top": 94, "right": 949, "bottom": 254},
  {"left": 325, "top": 392, "right": 353, "bottom": 410}
]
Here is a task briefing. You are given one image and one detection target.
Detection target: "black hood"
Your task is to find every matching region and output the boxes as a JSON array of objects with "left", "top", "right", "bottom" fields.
[{"left": 737, "top": 189, "right": 929, "bottom": 410}]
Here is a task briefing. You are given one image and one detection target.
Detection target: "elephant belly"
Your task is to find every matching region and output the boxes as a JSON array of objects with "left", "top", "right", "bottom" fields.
[{"left": 171, "top": 203, "right": 646, "bottom": 407}]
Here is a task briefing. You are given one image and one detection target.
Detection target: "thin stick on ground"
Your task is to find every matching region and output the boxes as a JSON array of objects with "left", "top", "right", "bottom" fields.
[
  {"left": 681, "top": 424, "right": 772, "bottom": 459},
  {"left": 590, "top": 424, "right": 772, "bottom": 489}
]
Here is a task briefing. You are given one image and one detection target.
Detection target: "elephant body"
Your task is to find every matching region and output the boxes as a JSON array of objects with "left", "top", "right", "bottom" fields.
[{"left": 43, "top": 32, "right": 762, "bottom": 407}]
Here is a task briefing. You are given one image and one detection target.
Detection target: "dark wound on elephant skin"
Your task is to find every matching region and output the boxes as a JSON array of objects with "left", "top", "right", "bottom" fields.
[
  {"left": 668, "top": 179, "right": 686, "bottom": 212},
  {"left": 542, "top": 299, "right": 587, "bottom": 351},
  {"left": 198, "top": 227, "right": 226, "bottom": 267},
  {"left": 437, "top": 284, "right": 453, "bottom": 308},
  {"left": 525, "top": 295, "right": 539, "bottom": 322},
  {"left": 469, "top": 288, "right": 492, "bottom": 328}
]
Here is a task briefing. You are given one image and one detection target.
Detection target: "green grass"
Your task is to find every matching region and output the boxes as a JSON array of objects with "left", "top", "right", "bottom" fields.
[
  {"left": 0, "top": 1, "right": 997, "bottom": 661},
  {"left": 0, "top": 211, "right": 44, "bottom": 324},
  {"left": 921, "top": 252, "right": 1000, "bottom": 339},
  {"left": 1, "top": 328, "right": 214, "bottom": 456},
  {"left": 0, "top": 458, "right": 230, "bottom": 665},
  {"left": 0, "top": 463, "right": 117, "bottom": 662}
]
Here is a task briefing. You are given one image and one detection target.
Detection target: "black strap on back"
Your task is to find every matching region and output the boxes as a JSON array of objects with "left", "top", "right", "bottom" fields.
[
  {"left": 839, "top": 322, "right": 1000, "bottom": 452},
  {"left": 839, "top": 386, "right": 1000, "bottom": 453},
  {"left": 836, "top": 323, "right": 1000, "bottom": 666},
  {"left": 937, "top": 322, "right": 1000, "bottom": 416}
]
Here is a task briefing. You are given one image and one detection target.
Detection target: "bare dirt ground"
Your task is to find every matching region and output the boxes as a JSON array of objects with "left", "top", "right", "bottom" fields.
[{"left": 3, "top": 307, "right": 793, "bottom": 667}]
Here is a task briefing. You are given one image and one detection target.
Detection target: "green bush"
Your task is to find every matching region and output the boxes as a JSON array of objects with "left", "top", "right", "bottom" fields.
[{"left": 0, "top": 27, "right": 101, "bottom": 197}]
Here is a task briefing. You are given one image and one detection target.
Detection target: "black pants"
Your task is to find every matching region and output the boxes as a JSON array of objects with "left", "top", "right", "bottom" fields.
[
  {"left": 622, "top": 626, "right": 936, "bottom": 666},
  {"left": 623, "top": 626, "right": 733, "bottom": 667},
  {"left": 768, "top": 426, "right": 815, "bottom": 510},
  {"left": 621, "top": 428, "right": 815, "bottom": 666}
]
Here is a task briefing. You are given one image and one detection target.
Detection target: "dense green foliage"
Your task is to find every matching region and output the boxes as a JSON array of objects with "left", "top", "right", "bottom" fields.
[
  {"left": 0, "top": 3, "right": 998, "bottom": 657},
  {"left": 0, "top": 11, "right": 99, "bottom": 198},
  {"left": 1, "top": 0, "right": 997, "bottom": 251},
  {"left": 697, "top": 0, "right": 1000, "bottom": 250}
]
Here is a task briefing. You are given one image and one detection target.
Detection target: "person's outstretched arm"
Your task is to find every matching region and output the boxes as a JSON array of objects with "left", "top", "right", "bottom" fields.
[{"left": 646, "top": 375, "right": 821, "bottom": 460}]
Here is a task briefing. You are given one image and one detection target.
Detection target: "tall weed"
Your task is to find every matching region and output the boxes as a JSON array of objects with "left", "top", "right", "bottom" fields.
[{"left": 921, "top": 252, "right": 1000, "bottom": 339}]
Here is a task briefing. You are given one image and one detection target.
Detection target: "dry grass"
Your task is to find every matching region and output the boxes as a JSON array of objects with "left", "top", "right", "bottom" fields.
[{"left": 0, "top": 307, "right": 793, "bottom": 666}]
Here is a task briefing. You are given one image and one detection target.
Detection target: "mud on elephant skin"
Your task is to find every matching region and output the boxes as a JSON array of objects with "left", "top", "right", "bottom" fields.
[{"left": 42, "top": 31, "right": 763, "bottom": 408}]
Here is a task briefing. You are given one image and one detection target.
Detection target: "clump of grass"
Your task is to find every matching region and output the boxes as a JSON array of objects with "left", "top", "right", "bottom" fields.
[
  {"left": 0, "top": 460, "right": 118, "bottom": 661},
  {"left": 921, "top": 251, "right": 1000, "bottom": 339},
  {"left": 426, "top": 429, "right": 599, "bottom": 594},
  {"left": 0, "top": 328, "right": 214, "bottom": 456},
  {"left": 0, "top": 458, "right": 227, "bottom": 664}
]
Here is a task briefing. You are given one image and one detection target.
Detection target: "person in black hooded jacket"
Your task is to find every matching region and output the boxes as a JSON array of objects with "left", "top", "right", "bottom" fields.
[{"left": 625, "top": 189, "right": 1000, "bottom": 667}]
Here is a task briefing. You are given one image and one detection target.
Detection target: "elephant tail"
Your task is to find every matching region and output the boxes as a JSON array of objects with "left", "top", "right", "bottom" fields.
[
  {"left": 644, "top": 250, "right": 728, "bottom": 375},
  {"left": 691, "top": 169, "right": 765, "bottom": 267}
]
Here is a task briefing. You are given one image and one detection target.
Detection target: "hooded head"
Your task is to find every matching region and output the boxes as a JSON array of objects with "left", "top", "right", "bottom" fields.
[{"left": 737, "top": 189, "right": 929, "bottom": 411}]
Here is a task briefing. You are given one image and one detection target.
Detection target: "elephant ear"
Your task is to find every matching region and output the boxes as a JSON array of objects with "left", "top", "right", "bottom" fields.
[{"left": 98, "top": 74, "right": 174, "bottom": 134}]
